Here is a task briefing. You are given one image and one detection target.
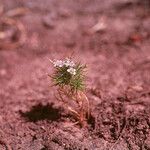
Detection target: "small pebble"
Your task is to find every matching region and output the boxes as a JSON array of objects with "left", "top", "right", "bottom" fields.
[{"left": 0, "top": 69, "right": 7, "bottom": 76}]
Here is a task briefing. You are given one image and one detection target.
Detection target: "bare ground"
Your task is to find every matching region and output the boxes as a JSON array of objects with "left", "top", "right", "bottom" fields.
[{"left": 0, "top": 0, "right": 150, "bottom": 149}]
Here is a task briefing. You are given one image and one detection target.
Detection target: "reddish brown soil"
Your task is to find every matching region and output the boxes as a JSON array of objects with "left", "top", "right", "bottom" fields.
[{"left": 0, "top": 0, "right": 150, "bottom": 149}]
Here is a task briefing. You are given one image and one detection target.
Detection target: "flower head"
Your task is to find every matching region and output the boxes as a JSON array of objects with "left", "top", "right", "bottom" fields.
[
  {"left": 67, "top": 67, "right": 76, "bottom": 75},
  {"left": 51, "top": 58, "right": 75, "bottom": 68},
  {"left": 64, "top": 58, "right": 75, "bottom": 67},
  {"left": 53, "top": 60, "right": 64, "bottom": 67}
]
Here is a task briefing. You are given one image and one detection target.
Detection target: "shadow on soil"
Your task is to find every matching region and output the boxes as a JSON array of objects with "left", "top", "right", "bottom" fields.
[
  {"left": 87, "top": 113, "right": 96, "bottom": 129},
  {"left": 20, "top": 103, "right": 62, "bottom": 122}
]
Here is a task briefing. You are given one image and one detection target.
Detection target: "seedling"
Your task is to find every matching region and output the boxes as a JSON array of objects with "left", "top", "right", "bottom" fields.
[{"left": 49, "top": 57, "right": 90, "bottom": 127}]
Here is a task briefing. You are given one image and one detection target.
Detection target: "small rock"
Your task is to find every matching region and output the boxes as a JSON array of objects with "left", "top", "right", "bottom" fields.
[
  {"left": 59, "top": 9, "right": 71, "bottom": 18},
  {"left": 90, "top": 18, "right": 107, "bottom": 33},
  {"left": 17, "top": 131, "right": 25, "bottom": 137},
  {"left": 0, "top": 69, "right": 7, "bottom": 76},
  {"left": 42, "top": 16, "right": 56, "bottom": 29},
  {"left": 130, "top": 85, "right": 143, "bottom": 92},
  {"left": 0, "top": 115, "right": 3, "bottom": 122}
]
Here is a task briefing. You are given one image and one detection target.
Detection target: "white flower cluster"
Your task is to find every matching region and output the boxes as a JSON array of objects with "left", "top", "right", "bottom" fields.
[
  {"left": 64, "top": 58, "right": 75, "bottom": 67},
  {"left": 51, "top": 58, "right": 76, "bottom": 75},
  {"left": 67, "top": 67, "right": 76, "bottom": 75},
  {"left": 53, "top": 60, "right": 64, "bottom": 67}
]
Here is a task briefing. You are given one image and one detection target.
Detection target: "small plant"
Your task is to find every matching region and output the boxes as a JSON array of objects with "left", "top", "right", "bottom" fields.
[{"left": 49, "top": 57, "right": 90, "bottom": 127}]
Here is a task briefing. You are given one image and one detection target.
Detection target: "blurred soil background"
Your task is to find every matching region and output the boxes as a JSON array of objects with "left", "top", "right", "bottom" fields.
[{"left": 0, "top": 0, "right": 150, "bottom": 149}]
